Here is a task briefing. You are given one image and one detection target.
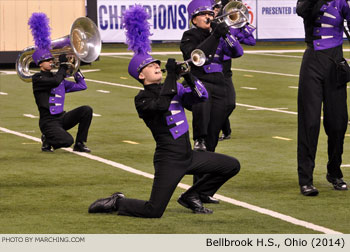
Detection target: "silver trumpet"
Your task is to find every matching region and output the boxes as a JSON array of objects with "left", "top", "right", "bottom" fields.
[
  {"left": 178, "top": 49, "right": 206, "bottom": 75},
  {"left": 162, "top": 49, "right": 206, "bottom": 76},
  {"left": 16, "top": 17, "right": 101, "bottom": 82}
]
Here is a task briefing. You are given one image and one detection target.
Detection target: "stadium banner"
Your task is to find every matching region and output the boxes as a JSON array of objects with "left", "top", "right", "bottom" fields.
[
  {"left": 256, "top": 0, "right": 304, "bottom": 39},
  {"left": 97, "top": 0, "right": 190, "bottom": 43},
  {"left": 96, "top": 0, "right": 306, "bottom": 42}
]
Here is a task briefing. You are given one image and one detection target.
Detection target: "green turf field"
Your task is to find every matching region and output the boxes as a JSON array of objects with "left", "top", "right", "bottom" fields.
[{"left": 0, "top": 42, "right": 349, "bottom": 234}]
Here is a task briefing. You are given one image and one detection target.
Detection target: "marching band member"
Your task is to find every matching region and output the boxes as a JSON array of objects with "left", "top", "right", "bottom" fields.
[
  {"left": 29, "top": 13, "right": 93, "bottom": 152},
  {"left": 296, "top": 0, "right": 349, "bottom": 195},
  {"left": 181, "top": 0, "right": 243, "bottom": 204},
  {"left": 181, "top": 0, "right": 243, "bottom": 153},
  {"left": 88, "top": 5, "right": 240, "bottom": 217},
  {"left": 217, "top": 0, "right": 256, "bottom": 141}
]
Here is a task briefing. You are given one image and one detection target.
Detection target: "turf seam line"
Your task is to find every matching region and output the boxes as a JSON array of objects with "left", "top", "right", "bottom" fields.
[{"left": 0, "top": 126, "right": 342, "bottom": 234}]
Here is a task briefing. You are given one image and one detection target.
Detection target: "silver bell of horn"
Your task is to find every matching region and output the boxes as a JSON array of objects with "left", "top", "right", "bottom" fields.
[
  {"left": 177, "top": 49, "right": 206, "bottom": 76},
  {"left": 161, "top": 49, "right": 206, "bottom": 77},
  {"left": 214, "top": 1, "right": 250, "bottom": 29},
  {"left": 16, "top": 17, "right": 101, "bottom": 82}
]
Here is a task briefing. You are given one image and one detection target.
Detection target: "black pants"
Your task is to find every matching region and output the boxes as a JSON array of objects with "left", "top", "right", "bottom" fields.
[
  {"left": 117, "top": 151, "right": 240, "bottom": 218},
  {"left": 192, "top": 81, "right": 227, "bottom": 152},
  {"left": 192, "top": 78, "right": 234, "bottom": 188},
  {"left": 298, "top": 46, "right": 348, "bottom": 186},
  {"left": 221, "top": 76, "right": 236, "bottom": 136},
  {"left": 40, "top": 106, "right": 93, "bottom": 149}
]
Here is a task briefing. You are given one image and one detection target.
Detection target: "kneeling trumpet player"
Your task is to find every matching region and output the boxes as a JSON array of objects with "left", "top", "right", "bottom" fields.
[{"left": 88, "top": 5, "right": 240, "bottom": 218}]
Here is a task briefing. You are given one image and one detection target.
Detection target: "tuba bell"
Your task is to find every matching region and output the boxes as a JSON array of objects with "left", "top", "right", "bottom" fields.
[
  {"left": 213, "top": 1, "right": 250, "bottom": 29},
  {"left": 16, "top": 17, "right": 101, "bottom": 82}
]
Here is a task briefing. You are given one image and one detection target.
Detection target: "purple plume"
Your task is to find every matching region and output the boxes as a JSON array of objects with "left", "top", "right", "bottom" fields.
[
  {"left": 123, "top": 5, "right": 152, "bottom": 54},
  {"left": 28, "top": 13, "right": 51, "bottom": 49}
]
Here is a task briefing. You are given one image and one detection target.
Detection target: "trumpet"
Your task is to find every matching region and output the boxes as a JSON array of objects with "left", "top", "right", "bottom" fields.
[
  {"left": 162, "top": 49, "right": 206, "bottom": 76},
  {"left": 208, "top": 1, "right": 250, "bottom": 29},
  {"left": 16, "top": 17, "right": 101, "bottom": 82}
]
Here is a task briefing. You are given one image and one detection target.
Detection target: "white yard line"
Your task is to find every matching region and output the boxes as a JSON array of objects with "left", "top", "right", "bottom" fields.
[
  {"left": 23, "top": 114, "right": 39, "bottom": 119},
  {"left": 0, "top": 71, "right": 17, "bottom": 75},
  {"left": 101, "top": 52, "right": 182, "bottom": 56},
  {"left": 231, "top": 68, "right": 299, "bottom": 78},
  {"left": 236, "top": 103, "right": 297, "bottom": 115},
  {"left": 273, "top": 136, "right": 293, "bottom": 141},
  {"left": 100, "top": 49, "right": 350, "bottom": 56},
  {"left": 85, "top": 78, "right": 143, "bottom": 90},
  {"left": 253, "top": 53, "right": 302, "bottom": 59},
  {"left": 122, "top": 140, "right": 139, "bottom": 145},
  {"left": 96, "top": 90, "right": 111, "bottom": 93},
  {"left": 103, "top": 54, "right": 300, "bottom": 78},
  {"left": 84, "top": 78, "right": 299, "bottom": 116},
  {"left": 0, "top": 126, "right": 341, "bottom": 234},
  {"left": 241, "top": 87, "right": 257, "bottom": 90},
  {"left": 101, "top": 50, "right": 305, "bottom": 57},
  {"left": 0, "top": 69, "right": 100, "bottom": 76}
]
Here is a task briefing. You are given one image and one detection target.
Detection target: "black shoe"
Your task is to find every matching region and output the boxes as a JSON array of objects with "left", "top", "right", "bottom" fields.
[
  {"left": 88, "top": 192, "right": 125, "bottom": 213},
  {"left": 193, "top": 139, "right": 206, "bottom": 151},
  {"left": 199, "top": 195, "right": 220, "bottom": 204},
  {"left": 73, "top": 142, "right": 91, "bottom": 153},
  {"left": 41, "top": 135, "right": 53, "bottom": 152},
  {"left": 218, "top": 134, "right": 231, "bottom": 141},
  {"left": 300, "top": 185, "right": 319, "bottom": 196},
  {"left": 326, "top": 174, "right": 348, "bottom": 190},
  {"left": 177, "top": 193, "right": 213, "bottom": 214}
]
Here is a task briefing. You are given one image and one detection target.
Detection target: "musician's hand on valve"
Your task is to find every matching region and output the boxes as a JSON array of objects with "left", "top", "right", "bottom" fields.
[
  {"left": 59, "top": 54, "right": 68, "bottom": 63},
  {"left": 165, "top": 58, "right": 177, "bottom": 74},
  {"left": 213, "top": 22, "right": 229, "bottom": 38}
]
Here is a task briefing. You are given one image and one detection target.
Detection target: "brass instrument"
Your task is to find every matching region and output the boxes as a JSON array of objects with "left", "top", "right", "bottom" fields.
[
  {"left": 177, "top": 49, "right": 206, "bottom": 75},
  {"left": 162, "top": 49, "right": 206, "bottom": 76},
  {"left": 212, "top": 1, "right": 250, "bottom": 29},
  {"left": 16, "top": 17, "right": 101, "bottom": 82}
]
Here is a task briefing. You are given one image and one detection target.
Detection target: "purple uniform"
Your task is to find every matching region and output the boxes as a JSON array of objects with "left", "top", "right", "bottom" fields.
[{"left": 296, "top": 0, "right": 349, "bottom": 193}]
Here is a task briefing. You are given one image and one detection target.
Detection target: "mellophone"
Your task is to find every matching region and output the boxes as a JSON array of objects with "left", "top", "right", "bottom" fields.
[{"left": 208, "top": 0, "right": 251, "bottom": 29}]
